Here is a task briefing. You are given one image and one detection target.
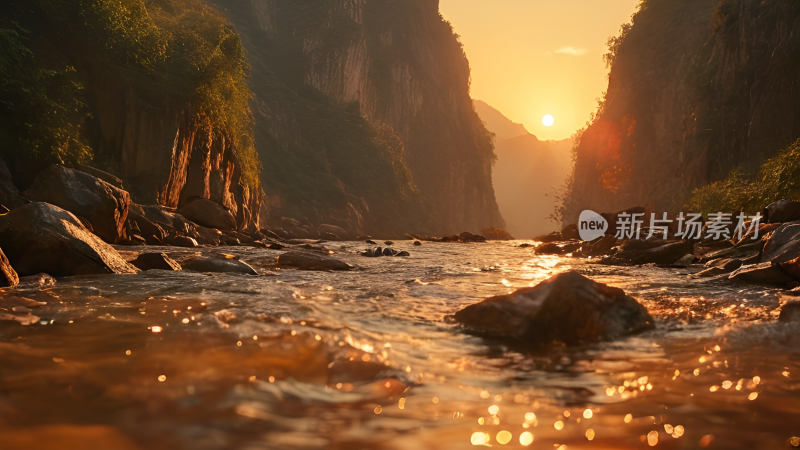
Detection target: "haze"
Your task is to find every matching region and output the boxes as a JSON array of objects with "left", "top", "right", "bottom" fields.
[{"left": 440, "top": 0, "right": 640, "bottom": 141}]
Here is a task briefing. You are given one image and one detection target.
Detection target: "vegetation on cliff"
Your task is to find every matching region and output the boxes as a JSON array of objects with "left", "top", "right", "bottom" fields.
[
  {"left": 688, "top": 139, "right": 800, "bottom": 214},
  {"left": 0, "top": 0, "right": 260, "bottom": 188},
  {"left": 562, "top": 0, "right": 800, "bottom": 223}
]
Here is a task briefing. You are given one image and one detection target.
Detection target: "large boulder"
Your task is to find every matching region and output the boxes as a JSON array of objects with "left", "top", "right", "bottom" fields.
[
  {"left": 764, "top": 200, "right": 800, "bottom": 224},
  {"left": 127, "top": 211, "right": 166, "bottom": 245},
  {"left": 0, "top": 203, "right": 137, "bottom": 276},
  {"left": 454, "top": 271, "right": 653, "bottom": 345},
  {"left": 177, "top": 199, "right": 236, "bottom": 231},
  {"left": 0, "top": 158, "right": 26, "bottom": 209},
  {"left": 761, "top": 222, "right": 800, "bottom": 263},
  {"left": 22, "top": 165, "right": 129, "bottom": 243},
  {"left": 276, "top": 251, "right": 352, "bottom": 271}
]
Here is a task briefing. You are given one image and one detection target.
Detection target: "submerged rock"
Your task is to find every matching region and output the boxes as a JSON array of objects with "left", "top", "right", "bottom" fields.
[
  {"left": 277, "top": 250, "right": 352, "bottom": 271},
  {"left": 23, "top": 165, "right": 131, "bottom": 243},
  {"left": 130, "top": 253, "right": 181, "bottom": 271},
  {"left": 453, "top": 271, "right": 654, "bottom": 345},
  {"left": 177, "top": 198, "right": 236, "bottom": 230},
  {"left": 0, "top": 202, "right": 137, "bottom": 276},
  {"left": 182, "top": 255, "right": 257, "bottom": 274}
]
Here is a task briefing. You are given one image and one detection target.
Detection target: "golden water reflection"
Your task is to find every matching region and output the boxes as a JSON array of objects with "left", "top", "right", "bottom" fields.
[{"left": 1, "top": 242, "right": 799, "bottom": 449}]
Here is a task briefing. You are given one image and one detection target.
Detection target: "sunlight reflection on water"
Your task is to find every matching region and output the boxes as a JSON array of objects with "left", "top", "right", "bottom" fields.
[{"left": 0, "top": 241, "right": 799, "bottom": 449}]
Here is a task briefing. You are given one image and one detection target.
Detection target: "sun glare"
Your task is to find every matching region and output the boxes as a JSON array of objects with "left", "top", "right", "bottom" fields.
[{"left": 542, "top": 114, "right": 554, "bottom": 127}]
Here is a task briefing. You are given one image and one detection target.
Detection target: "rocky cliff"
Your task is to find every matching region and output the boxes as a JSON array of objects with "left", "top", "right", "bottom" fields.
[
  {"left": 564, "top": 0, "right": 800, "bottom": 222},
  {"left": 1, "top": 0, "right": 265, "bottom": 230},
  {"left": 213, "top": 0, "right": 504, "bottom": 236}
]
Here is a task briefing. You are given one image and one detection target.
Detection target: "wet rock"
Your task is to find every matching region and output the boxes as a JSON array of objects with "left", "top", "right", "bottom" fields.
[
  {"left": 396, "top": 251, "right": 410, "bottom": 256},
  {"left": 560, "top": 224, "right": 580, "bottom": 240},
  {"left": 534, "top": 231, "right": 563, "bottom": 243},
  {"left": 0, "top": 158, "right": 26, "bottom": 210},
  {"left": 728, "top": 259, "right": 799, "bottom": 285},
  {"left": 183, "top": 255, "right": 257, "bottom": 275},
  {"left": 536, "top": 241, "right": 581, "bottom": 255},
  {"left": 458, "top": 232, "right": 486, "bottom": 242},
  {"left": 615, "top": 240, "right": 694, "bottom": 265},
  {"left": 130, "top": 253, "right": 181, "bottom": 271},
  {"left": 672, "top": 254, "right": 695, "bottom": 267},
  {"left": 778, "top": 301, "right": 800, "bottom": 322},
  {"left": 519, "top": 243, "right": 533, "bottom": 248},
  {"left": 16, "top": 273, "right": 56, "bottom": 290},
  {"left": 276, "top": 250, "right": 352, "bottom": 271},
  {"left": 693, "top": 258, "right": 743, "bottom": 277},
  {"left": 127, "top": 211, "right": 166, "bottom": 245},
  {"left": 413, "top": 241, "right": 422, "bottom": 246},
  {"left": 0, "top": 202, "right": 137, "bottom": 276},
  {"left": 22, "top": 165, "right": 130, "bottom": 243},
  {"left": 194, "top": 226, "right": 221, "bottom": 246},
  {"left": 361, "top": 246, "right": 383, "bottom": 257},
  {"left": 579, "top": 235, "right": 618, "bottom": 257},
  {"left": 761, "top": 222, "right": 800, "bottom": 263},
  {"left": 0, "top": 247, "right": 18, "bottom": 287},
  {"left": 177, "top": 198, "right": 236, "bottom": 231},
  {"left": 764, "top": 200, "right": 800, "bottom": 224},
  {"left": 453, "top": 271, "right": 654, "bottom": 345},
  {"left": 384, "top": 241, "right": 394, "bottom": 246},
  {"left": 382, "top": 247, "right": 397, "bottom": 256},
  {"left": 163, "top": 235, "right": 198, "bottom": 248},
  {"left": 366, "top": 239, "right": 377, "bottom": 244}
]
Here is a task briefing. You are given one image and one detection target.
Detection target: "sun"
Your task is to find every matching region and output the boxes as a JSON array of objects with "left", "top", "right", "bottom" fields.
[{"left": 542, "top": 114, "right": 555, "bottom": 127}]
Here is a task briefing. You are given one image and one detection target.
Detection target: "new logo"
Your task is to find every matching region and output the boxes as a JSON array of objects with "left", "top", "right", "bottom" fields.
[{"left": 578, "top": 210, "right": 608, "bottom": 241}]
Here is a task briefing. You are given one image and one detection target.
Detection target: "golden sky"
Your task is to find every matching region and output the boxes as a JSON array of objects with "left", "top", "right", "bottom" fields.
[{"left": 439, "top": 0, "right": 640, "bottom": 141}]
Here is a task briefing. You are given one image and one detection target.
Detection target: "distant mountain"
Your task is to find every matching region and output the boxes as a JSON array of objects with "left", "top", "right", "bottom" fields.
[
  {"left": 473, "top": 101, "right": 572, "bottom": 238},
  {"left": 473, "top": 100, "right": 529, "bottom": 139},
  {"left": 493, "top": 134, "right": 572, "bottom": 238}
]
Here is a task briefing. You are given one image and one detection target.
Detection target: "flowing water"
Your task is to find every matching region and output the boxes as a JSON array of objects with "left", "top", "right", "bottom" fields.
[{"left": 1, "top": 241, "right": 799, "bottom": 449}]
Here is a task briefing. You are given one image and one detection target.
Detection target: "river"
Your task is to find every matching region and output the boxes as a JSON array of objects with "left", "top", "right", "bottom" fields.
[{"left": 1, "top": 241, "right": 799, "bottom": 449}]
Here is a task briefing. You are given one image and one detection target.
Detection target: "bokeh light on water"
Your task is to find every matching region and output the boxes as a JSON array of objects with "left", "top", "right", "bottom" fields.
[{"left": 1, "top": 241, "right": 799, "bottom": 449}]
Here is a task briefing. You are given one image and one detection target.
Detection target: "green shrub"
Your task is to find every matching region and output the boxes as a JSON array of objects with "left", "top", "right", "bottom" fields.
[{"left": 687, "top": 139, "right": 800, "bottom": 213}]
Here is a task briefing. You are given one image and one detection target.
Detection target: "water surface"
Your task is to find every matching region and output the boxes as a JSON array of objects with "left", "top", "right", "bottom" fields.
[{"left": 1, "top": 241, "right": 799, "bottom": 449}]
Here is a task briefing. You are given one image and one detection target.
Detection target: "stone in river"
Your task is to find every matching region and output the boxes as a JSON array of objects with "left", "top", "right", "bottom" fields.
[
  {"left": 453, "top": 271, "right": 654, "bottom": 345},
  {"left": 0, "top": 202, "right": 137, "bottom": 276},
  {"left": 413, "top": 241, "right": 422, "bottom": 246},
  {"left": 396, "top": 251, "right": 410, "bottom": 256},
  {"left": 0, "top": 247, "right": 18, "bottom": 287},
  {"left": 22, "top": 165, "right": 130, "bottom": 243},
  {"left": 761, "top": 222, "right": 800, "bottom": 263},
  {"left": 728, "top": 260, "right": 798, "bottom": 285},
  {"left": 764, "top": 200, "right": 800, "bottom": 224},
  {"left": 276, "top": 250, "right": 352, "bottom": 271},
  {"left": 130, "top": 253, "right": 181, "bottom": 271},
  {"left": 182, "top": 255, "right": 257, "bottom": 275},
  {"left": 177, "top": 198, "right": 236, "bottom": 230}
]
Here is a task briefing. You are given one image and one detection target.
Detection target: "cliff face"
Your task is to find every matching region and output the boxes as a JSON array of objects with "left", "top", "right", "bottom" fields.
[
  {"left": 215, "top": 0, "right": 504, "bottom": 236},
  {"left": 564, "top": 0, "right": 800, "bottom": 221},
  {"left": 2, "top": 0, "right": 265, "bottom": 230}
]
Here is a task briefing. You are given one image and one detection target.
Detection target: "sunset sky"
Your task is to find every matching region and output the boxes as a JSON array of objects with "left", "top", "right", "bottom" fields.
[{"left": 439, "top": 0, "right": 641, "bottom": 141}]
